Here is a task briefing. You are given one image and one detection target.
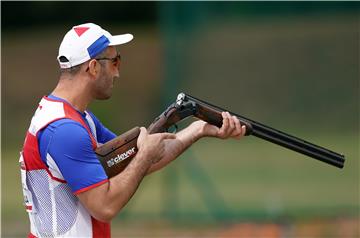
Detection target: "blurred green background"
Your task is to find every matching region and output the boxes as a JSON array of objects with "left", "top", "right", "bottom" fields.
[{"left": 2, "top": 2, "right": 359, "bottom": 237}]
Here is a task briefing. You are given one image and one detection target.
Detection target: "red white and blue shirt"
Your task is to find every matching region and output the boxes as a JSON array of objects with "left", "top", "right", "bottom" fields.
[{"left": 20, "top": 95, "right": 116, "bottom": 237}]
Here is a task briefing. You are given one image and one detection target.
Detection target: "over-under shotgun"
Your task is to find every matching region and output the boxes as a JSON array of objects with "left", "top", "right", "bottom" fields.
[{"left": 96, "top": 93, "right": 345, "bottom": 178}]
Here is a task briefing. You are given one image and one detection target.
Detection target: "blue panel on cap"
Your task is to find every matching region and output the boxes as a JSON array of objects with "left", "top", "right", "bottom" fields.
[{"left": 87, "top": 35, "right": 110, "bottom": 58}]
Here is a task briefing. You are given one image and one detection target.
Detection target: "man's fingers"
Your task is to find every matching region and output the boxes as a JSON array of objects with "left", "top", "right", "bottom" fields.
[
  {"left": 233, "top": 125, "right": 246, "bottom": 139},
  {"left": 230, "top": 115, "right": 244, "bottom": 139},
  {"left": 219, "top": 112, "right": 229, "bottom": 137},
  {"left": 222, "top": 112, "right": 229, "bottom": 127},
  {"left": 241, "top": 125, "right": 247, "bottom": 136},
  {"left": 208, "top": 111, "right": 248, "bottom": 140},
  {"left": 227, "top": 112, "right": 235, "bottom": 133},
  {"left": 233, "top": 116, "right": 242, "bottom": 137}
]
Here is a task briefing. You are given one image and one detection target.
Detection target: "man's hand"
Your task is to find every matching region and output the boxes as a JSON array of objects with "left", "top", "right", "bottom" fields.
[
  {"left": 196, "top": 111, "right": 247, "bottom": 139},
  {"left": 137, "top": 127, "right": 176, "bottom": 164}
]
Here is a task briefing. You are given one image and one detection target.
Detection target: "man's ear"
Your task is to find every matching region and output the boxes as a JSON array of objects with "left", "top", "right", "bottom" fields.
[{"left": 87, "top": 59, "right": 100, "bottom": 76}]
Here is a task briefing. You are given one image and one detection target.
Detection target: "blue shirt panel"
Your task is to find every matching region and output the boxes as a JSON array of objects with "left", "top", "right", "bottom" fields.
[
  {"left": 37, "top": 96, "right": 117, "bottom": 193},
  {"left": 86, "top": 111, "right": 117, "bottom": 144}
]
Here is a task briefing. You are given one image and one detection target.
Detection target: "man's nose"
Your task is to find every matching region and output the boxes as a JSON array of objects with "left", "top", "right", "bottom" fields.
[{"left": 114, "top": 67, "right": 120, "bottom": 78}]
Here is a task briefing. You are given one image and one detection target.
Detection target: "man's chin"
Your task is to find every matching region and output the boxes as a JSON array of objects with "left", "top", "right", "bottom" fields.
[{"left": 96, "top": 93, "right": 112, "bottom": 100}]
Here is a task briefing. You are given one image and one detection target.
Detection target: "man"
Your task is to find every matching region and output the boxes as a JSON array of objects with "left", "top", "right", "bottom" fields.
[{"left": 20, "top": 23, "right": 247, "bottom": 238}]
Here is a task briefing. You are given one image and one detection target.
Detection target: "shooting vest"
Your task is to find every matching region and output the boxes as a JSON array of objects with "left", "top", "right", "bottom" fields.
[{"left": 20, "top": 96, "right": 110, "bottom": 238}]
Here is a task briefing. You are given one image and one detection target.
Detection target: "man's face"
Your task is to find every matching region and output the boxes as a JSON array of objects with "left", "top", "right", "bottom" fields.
[{"left": 93, "top": 47, "right": 121, "bottom": 100}]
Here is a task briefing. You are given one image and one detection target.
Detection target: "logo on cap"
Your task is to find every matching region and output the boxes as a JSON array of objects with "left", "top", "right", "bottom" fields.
[{"left": 74, "top": 27, "right": 90, "bottom": 37}]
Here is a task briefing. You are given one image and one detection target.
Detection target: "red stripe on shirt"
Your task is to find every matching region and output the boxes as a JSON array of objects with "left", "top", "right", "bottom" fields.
[
  {"left": 62, "top": 101, "right": 97, "bottom": 150},
  {"left": 74, "top": 179, "right": 109, "bottom": 195},
  {"left": 92, "top": 216, "right": 111, "bottom": 238}
]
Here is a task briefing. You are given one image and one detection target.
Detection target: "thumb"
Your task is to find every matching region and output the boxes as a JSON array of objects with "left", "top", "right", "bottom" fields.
[
  {"left": 203, "top": 123, "right": 221, "bottom": 137},
  {"left": 139, "top": 126, "right": 147, "bottom": 133},
  {"left": 137, "top": 127, "right": 148, "bottom": 144}
]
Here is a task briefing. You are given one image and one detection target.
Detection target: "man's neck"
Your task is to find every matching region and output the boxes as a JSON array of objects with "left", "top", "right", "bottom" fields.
[{"left": 52, "top": 76, "right": 92, "bottom": 112}]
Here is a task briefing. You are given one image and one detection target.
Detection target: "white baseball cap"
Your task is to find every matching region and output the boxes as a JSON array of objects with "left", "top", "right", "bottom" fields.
[{"left": 57, "top": 23, "right": 133, "bottom": 69}]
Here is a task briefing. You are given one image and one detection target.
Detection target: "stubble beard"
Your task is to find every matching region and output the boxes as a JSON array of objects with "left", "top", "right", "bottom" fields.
[{"left": 94, "top": 73, "right": 114, "bottom": 100}]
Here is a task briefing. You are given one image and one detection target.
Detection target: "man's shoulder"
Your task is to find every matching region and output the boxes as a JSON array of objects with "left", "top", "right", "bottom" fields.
[
  {"left": 42, "top": 118, "right": 90, "bottom": 140},
  {"left": 44, "top": 118, "right": 87, "bottom": 136},
  {"left": 38, "top": 118, "right": 94, "bottom": 162}
]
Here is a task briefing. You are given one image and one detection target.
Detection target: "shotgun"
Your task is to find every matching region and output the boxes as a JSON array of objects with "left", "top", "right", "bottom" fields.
[{"left": 96, "top": 93, "right": 345, "bottom": 178}]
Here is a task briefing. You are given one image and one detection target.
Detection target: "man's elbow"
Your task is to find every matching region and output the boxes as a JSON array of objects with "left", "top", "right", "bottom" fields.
[{"left": 91, "top": 207, "right": 118, "bottom": 223}]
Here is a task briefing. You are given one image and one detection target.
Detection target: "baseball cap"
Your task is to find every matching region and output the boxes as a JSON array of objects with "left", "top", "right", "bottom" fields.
[{"left": 57, "top": 23, "right": 133, "bottom": 69}]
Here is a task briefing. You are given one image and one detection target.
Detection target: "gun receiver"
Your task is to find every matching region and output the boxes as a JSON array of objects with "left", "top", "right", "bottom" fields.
[{"left": 96, "top": 93, "right": 345, "bottom": 178}]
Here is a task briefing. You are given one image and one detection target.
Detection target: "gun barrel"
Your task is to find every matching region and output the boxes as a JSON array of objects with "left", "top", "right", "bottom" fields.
[{"left": 182, "top": 93, "right": 345, "bottom": 169}]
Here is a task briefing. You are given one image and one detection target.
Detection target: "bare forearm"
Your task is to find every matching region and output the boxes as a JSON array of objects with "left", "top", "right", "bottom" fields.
[
  {"left": 147, "top": 121, "right": 205, "bottom": 174},
  {"left": 107, "top": 151, "right": 151, "bottom": 206},
  {"left": 78, "top": 151, "right": 152, "bottom": 222},
  {"left": 79, "top": 112, "right": 245, "bottom": 222},
  {"left": 78, "top": 129, "right": 176, "bottom": 222}
]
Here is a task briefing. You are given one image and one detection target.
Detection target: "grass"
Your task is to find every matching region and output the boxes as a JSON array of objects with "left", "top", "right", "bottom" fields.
[{"left": 2, "top": 133, "right": 359, "bottom": 237}]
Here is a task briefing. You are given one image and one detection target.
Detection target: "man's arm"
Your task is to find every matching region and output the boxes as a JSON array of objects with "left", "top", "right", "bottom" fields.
[
  {"left": 77, "top": 128, "right": 175, "bottom": 222},
  {"left": 77, "top": 112, "right": 244, "bottom": 221},
  {"left": 147, "top": 112, "right": 247, "bottom": 174}
]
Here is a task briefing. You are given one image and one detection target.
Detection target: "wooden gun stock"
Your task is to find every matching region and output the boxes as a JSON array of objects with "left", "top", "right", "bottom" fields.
[
  {"left": 95, "top": 104, "right": 189, "bottom": 178},
  {"left": 96, "top": 127, "right": 140, "bottom": 178}
]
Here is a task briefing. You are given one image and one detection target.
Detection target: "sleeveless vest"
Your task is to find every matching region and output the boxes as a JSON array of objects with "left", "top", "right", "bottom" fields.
[{"left": 20, "top": 96, "right": 110, "bottom": 238}]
